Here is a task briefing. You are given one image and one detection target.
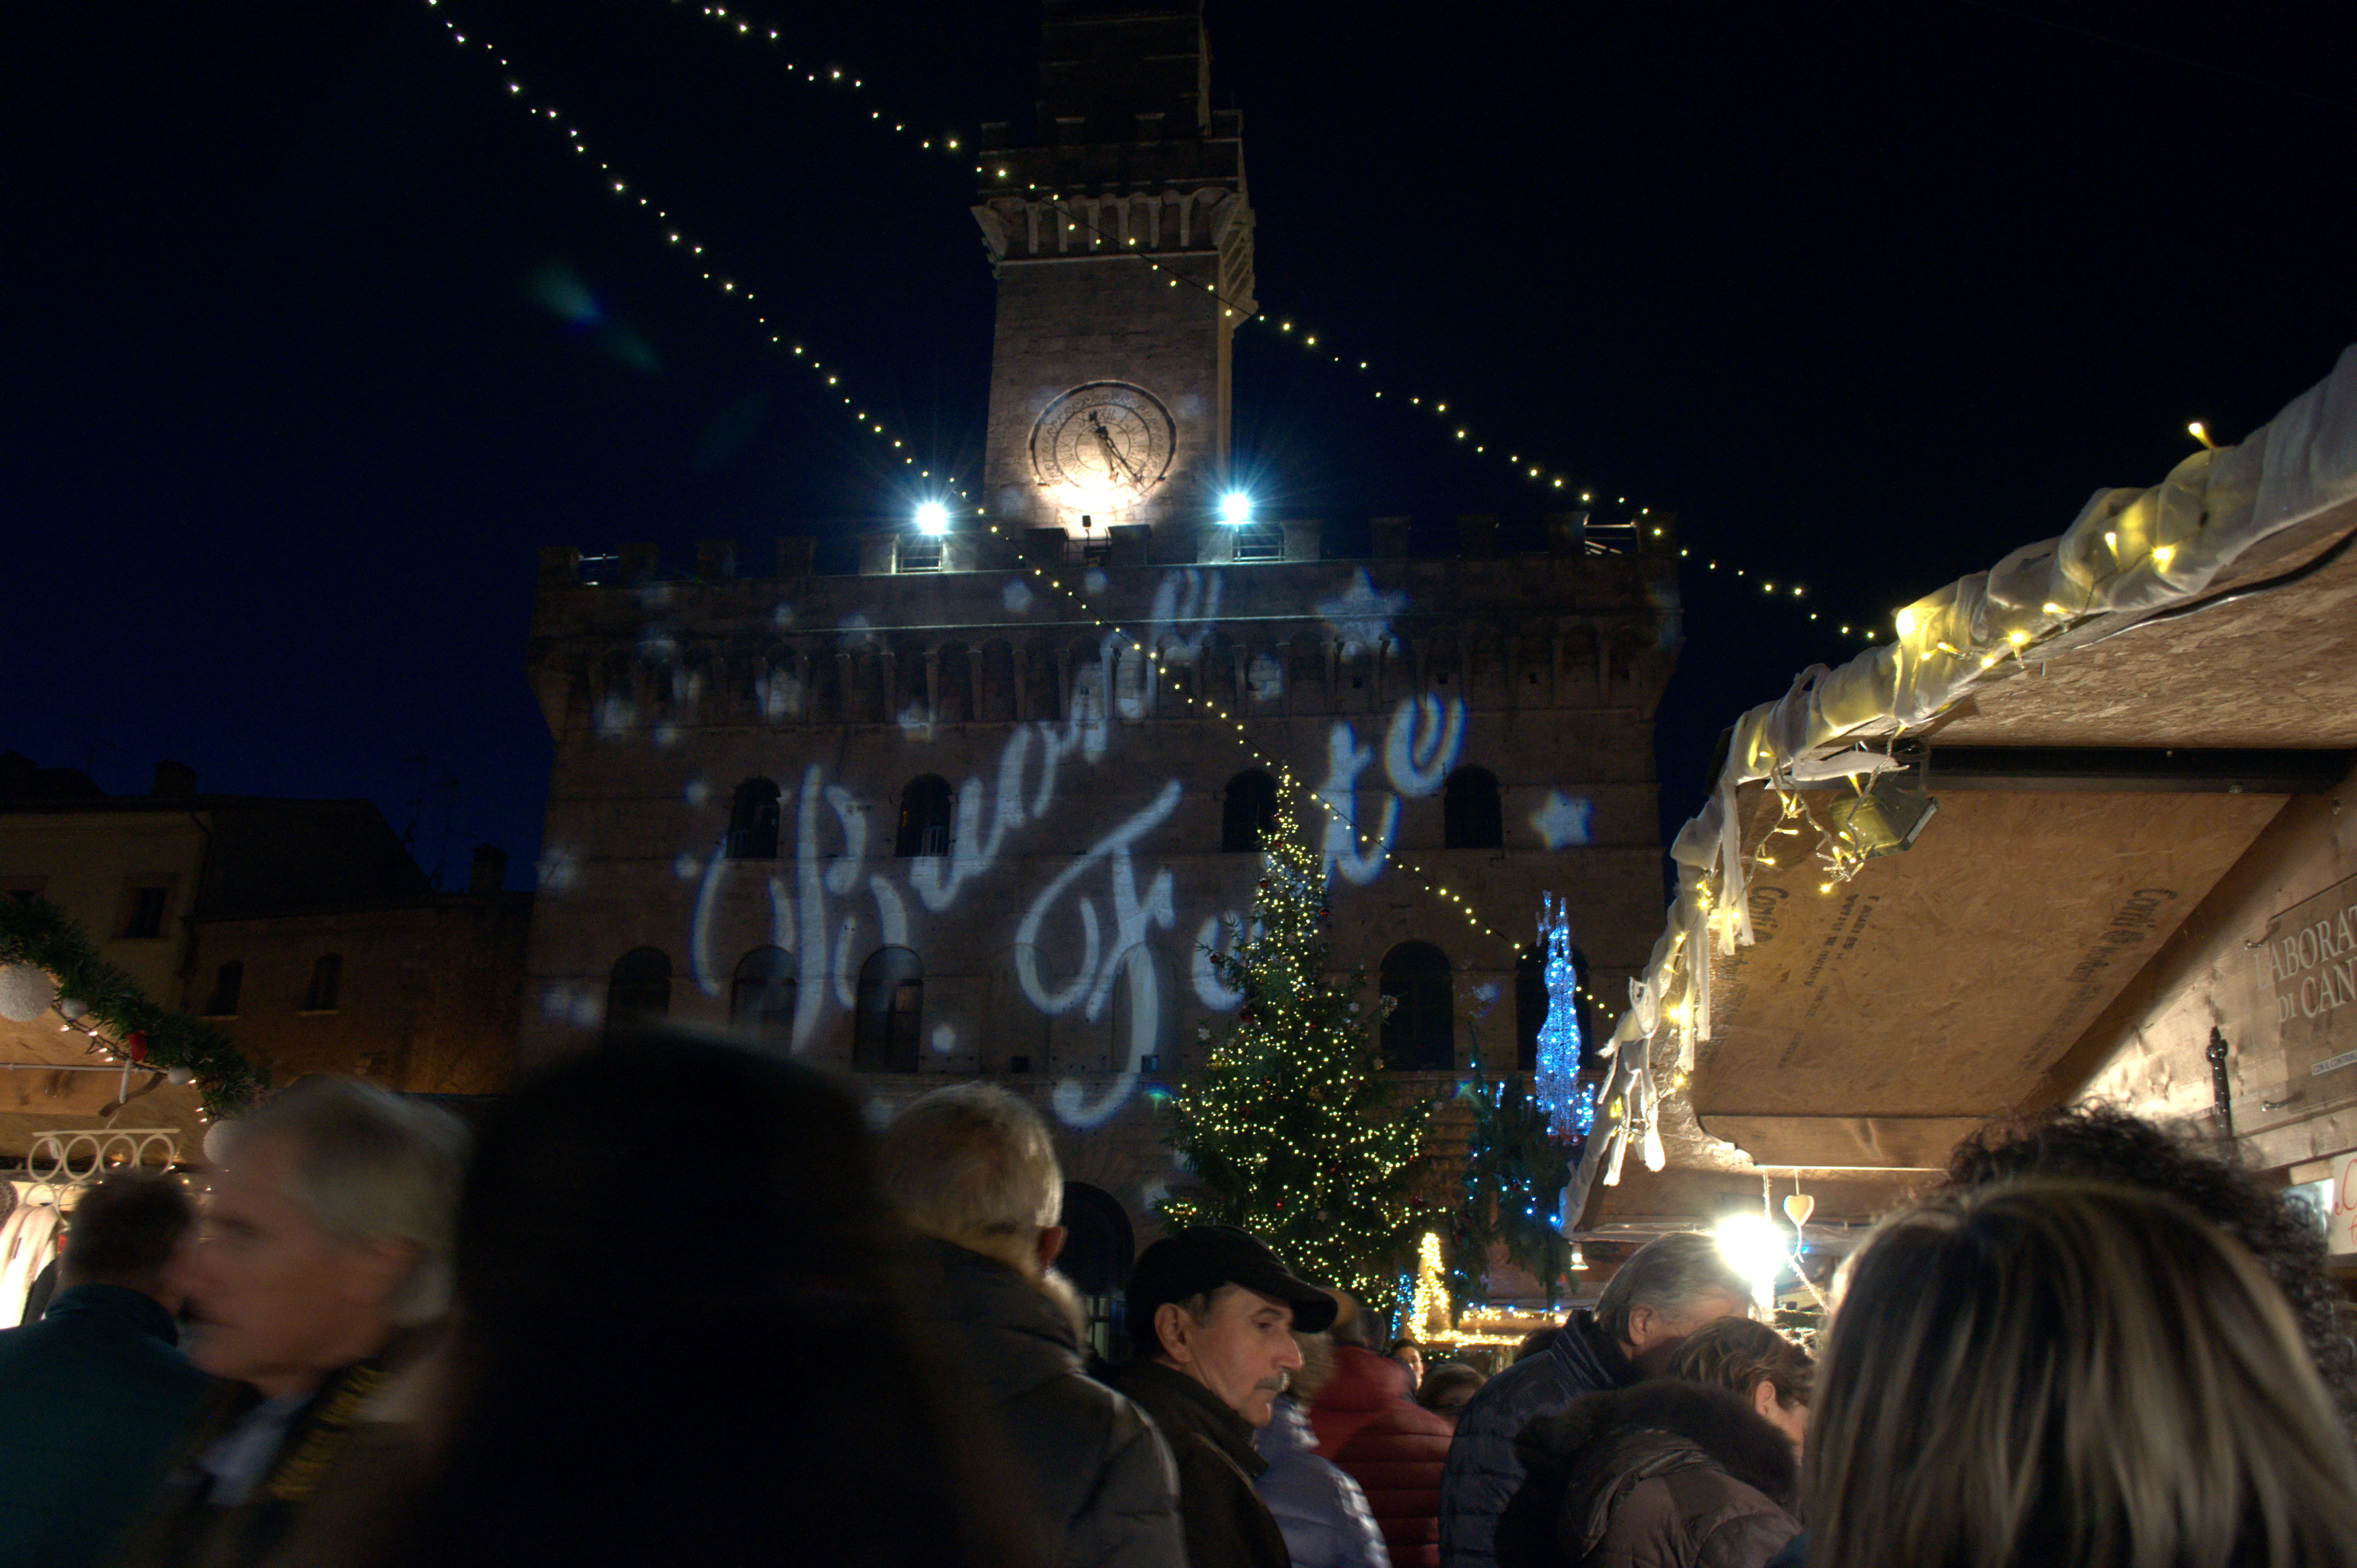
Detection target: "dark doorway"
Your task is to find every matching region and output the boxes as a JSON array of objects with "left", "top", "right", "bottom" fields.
[
  {"left": 896, "top": 775, "right": 954, "bottom": 857},
  {"left": 1444, "top": 767, "right": 1503, "bottom": 849},
  {"left": 853, "top": 946, "right": 923, "bottom": 1070},
  {"left": 1058, "top": 1180, "right": 1136, "bottom": 1366},
  {"left": 1221, "top": 769, "right": 1279, "bottom": 852},
  {"left": 606, "top": 947, "right": 672, "bottom": 1037},
  {"left": 727, "top": 777, "right": 781, "bottom": 859},
  {"left": 730, "top": 946, "right": 796, "bottom": 1050}
]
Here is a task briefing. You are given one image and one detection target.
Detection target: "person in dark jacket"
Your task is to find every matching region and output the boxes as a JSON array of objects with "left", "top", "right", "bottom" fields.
[
  {"left": 1440, "top": 1232, "right": 1753, "bottom": 1568},
  {"left": 0, "top": 1172, "right": 206, "bottom": 1568},
  {"left": 880, "top": 1084, "right": 1183, "bottom": 1568},
  {"left": 1521, "top": 1373, "right": 1800, "bottom": 1568},
  {"left": 1117, "top": 1225, "right": 1339, "bottom": 1568}
]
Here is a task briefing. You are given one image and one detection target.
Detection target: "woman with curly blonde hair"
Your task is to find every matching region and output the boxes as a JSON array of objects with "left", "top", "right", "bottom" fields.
[{"left": 1807, "top": 1179, "right": 2357, "bottom": 1568}]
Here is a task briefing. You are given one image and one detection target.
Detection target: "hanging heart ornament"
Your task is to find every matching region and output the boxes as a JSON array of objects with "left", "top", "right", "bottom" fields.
[{"left": 1782, "top": 1193, "right": 1816, "bottom": 1228}]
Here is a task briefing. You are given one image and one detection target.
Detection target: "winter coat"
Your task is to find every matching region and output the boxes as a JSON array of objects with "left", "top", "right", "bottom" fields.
[
  {"left": 905, "top": 1239, "right": 1185, "bottom": 1568},
  {"left": 0, "top": 1284, "right": 208, "bottom": 1568},
  {"left": 1255, "top": 1396, "right": 1391, "bottom": 1568},
  {"left": 1309, "top": 1345, "right": 1414, "bottom": 1457},
  {"left": 1520, "top": 1380, "right": 1800, "bottom": 1568},
  {"left": 1118, "top": 1358, "right": 1294, "bottom": 1568},
  {"left": 1333, "top": 1396, "right": 1454, "bottom": 1568},
  {"left": 1439, "top": 1310, "right": 1633, "bottom": 1568}
]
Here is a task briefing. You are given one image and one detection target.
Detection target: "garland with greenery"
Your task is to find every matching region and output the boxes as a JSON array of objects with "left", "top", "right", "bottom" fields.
[
  {"left": 1158, "top": 798, "right": 1433, "bottom": 1309},
  {"left": 1445, "top": 1022, "right": 1575, "bottom": 1313},
  {"left": 0, "top": 894, "right": 267, "bottom": 1121}
]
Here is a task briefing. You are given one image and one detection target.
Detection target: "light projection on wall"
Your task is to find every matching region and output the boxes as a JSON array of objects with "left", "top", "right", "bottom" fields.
[
  {"left": 566, "top": 567, "right": 1588, "bottom": 1133},
  {"left": 1531, "top": 790, "right": 1596, "bottom": 850}
]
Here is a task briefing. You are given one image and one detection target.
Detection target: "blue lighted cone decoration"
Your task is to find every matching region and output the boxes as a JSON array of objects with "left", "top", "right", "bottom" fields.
[{"left": 1533, "top": 893, "right": 1589, "bottom": 1142}]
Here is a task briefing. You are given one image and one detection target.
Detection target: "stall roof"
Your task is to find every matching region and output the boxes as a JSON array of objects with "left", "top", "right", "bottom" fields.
[{"left": 1572, "top": 344, "right": 2357, "bottom": 1232}]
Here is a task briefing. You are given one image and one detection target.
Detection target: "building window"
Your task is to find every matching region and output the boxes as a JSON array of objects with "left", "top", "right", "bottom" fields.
[
  {"left": 606, "top": 947, "right": 672, "bottom": 1035},
  {"left": 1380, "top": 941, "right": 1454, "bottom": 1070},
  {"left": 302, "top": 953, "right": 343, "bottom": 1013},
  {"left": 727, "top": 777, "right": 781, "bottom": 860},
  {"left": 896, "top": 775, "right": 954, "bottom": 858},
  {"left": 853, "top": 946, "right": 923, "bottom": 1072},
  {"left": 1221, "top": 769, "right": 1279, "bottom": 853},
  {"left": 1444, "top": 767, "right": 1503, "bottom": 850},
  {"left": 730, "top": 946, "right": 797, "bottom": 1049},
  {"left": 206, "top": 961, "right": 243, "bottom": 1019},
  {"left": 120, "top": 883, "right": 172, "bottom": 939},
  {"left": 899, "top": 535, "right": 943, "bottom": 572}
]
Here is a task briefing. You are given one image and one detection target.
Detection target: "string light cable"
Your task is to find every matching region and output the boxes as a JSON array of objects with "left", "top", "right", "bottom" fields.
[
  {"left": 659, "top": 0, "right": 1880, "bottom": 646},
  {"left": 416, "top": 0, "right": 975, "bottom": 504}
]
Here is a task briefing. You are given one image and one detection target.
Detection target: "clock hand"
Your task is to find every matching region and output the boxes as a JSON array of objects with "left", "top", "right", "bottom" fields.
[{"left": 1088, "top": 411, "right": 1145, "bottom": 487}]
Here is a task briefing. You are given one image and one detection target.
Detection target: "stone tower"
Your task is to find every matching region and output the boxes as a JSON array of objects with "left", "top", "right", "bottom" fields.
[{"left": 973, "top": 0, "right": 1254, "bottom": 538}]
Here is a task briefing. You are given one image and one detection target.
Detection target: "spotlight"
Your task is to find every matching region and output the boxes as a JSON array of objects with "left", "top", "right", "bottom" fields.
[
  {"left": 1220, "top": 492, "right": 1252, "bottom": 525},
  {"left": 915, "top": 501, "right": 949, "bottom": 536},
  {"left": 1714, "top": 1212, "right": 1789, "bottom": 1310}
]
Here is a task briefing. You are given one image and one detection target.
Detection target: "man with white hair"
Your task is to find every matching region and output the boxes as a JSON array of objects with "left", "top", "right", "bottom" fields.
[
  {"left": 1438, "top": 1231, "right": 1753, "bottom": 1568},
  {"left": 120, "top": 1076, "right": 467, "bottom": 1568},
  {"left": 879, "top": 1083, "right": 1183, "bottom": 1568}
]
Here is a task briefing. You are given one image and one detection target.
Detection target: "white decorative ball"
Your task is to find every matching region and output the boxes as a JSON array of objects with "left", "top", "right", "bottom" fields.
[
  {"left": 57, "top": 997, "right": 90, "bottom": 1022},
  {"left": 0, "top": 963, "right": 57, "bottom": 1023},
  {"left": 166, "top": 1066, "right": 196, "bottom": 1086},
  {"left": 202, "top": 1118, "right": 238, "bottom": 1165}
]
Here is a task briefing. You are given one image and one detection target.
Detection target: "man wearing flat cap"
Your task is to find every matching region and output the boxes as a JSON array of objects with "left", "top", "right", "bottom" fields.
[{"left": 1116, "top": 1225, "right": 1338, "bottom": 1568}]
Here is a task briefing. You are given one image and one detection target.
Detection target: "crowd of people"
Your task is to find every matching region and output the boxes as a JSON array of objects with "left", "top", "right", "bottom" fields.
[{"left": 2, "top": 1029, "right": 2355, "bottom": 1567}]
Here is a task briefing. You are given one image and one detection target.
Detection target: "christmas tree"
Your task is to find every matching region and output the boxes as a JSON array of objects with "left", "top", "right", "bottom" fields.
[
  {"left": 1159, "top": 796, "right": 1432, "bottom": 1309},
  {"left": 1446, "top": 1048, "right": 1574, "bottom": 1312}
]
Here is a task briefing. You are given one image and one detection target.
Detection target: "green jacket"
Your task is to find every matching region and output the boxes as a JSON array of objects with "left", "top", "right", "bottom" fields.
[{"left": 0, "top": 1284, "right": 208, "bottom": 1568}]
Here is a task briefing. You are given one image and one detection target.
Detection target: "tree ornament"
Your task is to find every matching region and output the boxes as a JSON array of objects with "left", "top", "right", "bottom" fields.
[
  {"left": 167, "top": 1066, "right": 195, "bottom": 1086},
  {"left": 0, "top": 963, "right": 57, "bottom": 1023},
  {"left": 125, "top": 1030, "right": 149, "bottom": 1063},
  {"left": 1783, "top": 1192, "right": 1816, "bottom": 1228},
  {"left": 57, "top": 997, "right": 90, "bottom": 1022}
]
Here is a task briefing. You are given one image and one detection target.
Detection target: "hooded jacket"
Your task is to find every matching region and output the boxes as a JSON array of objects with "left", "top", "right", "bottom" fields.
[
  {"left": 1440, "top": 1310, "right": 1633, "bottom": 1568},
  {"left": 1332, "top": 1393, "right": 1454, "bottom": 1568},
  {"left": 1255, "top": 1396, "right": 1391, "bottom": 1568},
  {"left": 1518, "top": 1380, "right": 1800, "bottom": 1568},
  {"left": 905, "top": 1239, "right": 1184, "bottom": 1568}
]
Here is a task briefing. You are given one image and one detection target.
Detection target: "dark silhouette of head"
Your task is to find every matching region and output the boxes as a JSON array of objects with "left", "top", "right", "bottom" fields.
[
  {"left": 396, "top": 1031, "right": 1031, "bottom": 1568},
  {"left": 1944, "top": 1103, "right": 2357, "bottom": 1436}
]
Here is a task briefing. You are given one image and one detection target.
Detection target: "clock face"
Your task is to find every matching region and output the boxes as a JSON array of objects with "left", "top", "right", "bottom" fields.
[{"left": 1030, "top": 382, "right": 1176, "bottom": 502}]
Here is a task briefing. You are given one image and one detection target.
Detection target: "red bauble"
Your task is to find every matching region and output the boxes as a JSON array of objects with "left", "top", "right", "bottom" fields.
[{"left": 125, "top": 1031, "right": 149, "bottom": 1063}]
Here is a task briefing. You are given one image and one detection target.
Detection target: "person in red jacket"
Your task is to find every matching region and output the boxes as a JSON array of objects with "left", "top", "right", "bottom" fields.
[{"left": 1306, "top": 1295, "right": 1456, "bottom": 1568}]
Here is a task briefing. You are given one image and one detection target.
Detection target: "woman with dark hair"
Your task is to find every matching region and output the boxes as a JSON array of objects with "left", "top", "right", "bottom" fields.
[
  {"left": 388, "top": 1032, "right": 1035, "bottom": 1568},
  {"left": 1515, "top": 1315, "right": 1808, "bottom": 1568},
  {"left": 1807, "top": 1180, "right": 2357, "bottom": 1568},
  {"left": 1946, "top": 1103, "right": 2357, "bottom": 1437}
]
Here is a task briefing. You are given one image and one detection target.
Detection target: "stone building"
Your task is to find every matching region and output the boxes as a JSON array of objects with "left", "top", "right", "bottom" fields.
[
  {"left": 521, "top": 0, "right": 1681, "bottom": 1327},
  {"left": 0, "top": 753, "right": 528, "bottom": 1154}
]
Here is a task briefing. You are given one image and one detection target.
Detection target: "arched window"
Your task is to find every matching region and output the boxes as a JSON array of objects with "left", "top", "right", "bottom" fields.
[
  {"left": 854, "top": 946, "right": 923, "bottom": 1071},
  {"left": 1222, "top": 770, "right": 1279, "bottom": 853},
  {"left": 1059, "top": 1181, "right": 1136, "bottom": 1364},
  {"left": 730, "top": 946, "right": 797, "bottom": 1049},
  {"left": 1380, "top": 941, "right": 1454, "bottom": 1070},
  {"left": 896, "top": 775, "right": 954, "bottom": 858},
  {"left": 1444, "top": 766, "right": 1503, "bottom": 850},
  {"left": 303, "top": 954, "right": 342, "bottom": 1013},
  {"left": 606, "top": 947, "right": 672, "bottom": 1036},
  {"left": 1516, "top": 943, "right": 1593, "bottom": 1073},
  {"left": 205, "top": 961, "right": 243, "bottom": 1018},
  {"left": 726, "top": 777, "right": 781, "bottom": 860}
]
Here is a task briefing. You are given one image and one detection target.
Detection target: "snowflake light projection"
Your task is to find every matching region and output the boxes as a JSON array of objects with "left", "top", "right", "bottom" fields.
[{"left": 1532, "top": 893, "right": 1589, "bottom": 1142}]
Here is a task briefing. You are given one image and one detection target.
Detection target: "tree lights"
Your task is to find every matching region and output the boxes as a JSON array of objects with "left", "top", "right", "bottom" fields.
[{"left": 1158, "top": 797, "right": 1431, "bottom": 1308}]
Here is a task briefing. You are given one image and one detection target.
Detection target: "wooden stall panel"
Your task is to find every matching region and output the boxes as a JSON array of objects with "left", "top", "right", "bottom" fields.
[{"left": 1693, "top": 785, "right": 2286, "bottom": 1125}]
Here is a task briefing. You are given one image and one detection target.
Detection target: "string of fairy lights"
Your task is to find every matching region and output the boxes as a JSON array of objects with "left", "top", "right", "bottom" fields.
[
  {"left": 652, "top": 0, "right": 1880, "bottom": 646},
  {"left": 416, "top": 0, "right": 1635, "bottom": 1019},
  {"left": 418, "top": 0, "right": 976, "bottom": 504}
]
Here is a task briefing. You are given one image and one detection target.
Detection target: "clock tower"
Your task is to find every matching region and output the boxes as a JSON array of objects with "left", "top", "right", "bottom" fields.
[{"left": 973, "top": 0, "right": 1254, "bottom": 538}]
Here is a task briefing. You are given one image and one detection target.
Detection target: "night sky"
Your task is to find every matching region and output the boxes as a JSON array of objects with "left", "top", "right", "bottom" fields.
[{"left": 10, "top": 1, "right": 2352, "bottom": 891}]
